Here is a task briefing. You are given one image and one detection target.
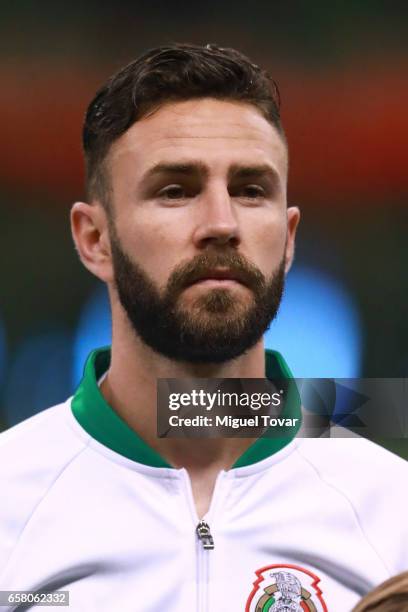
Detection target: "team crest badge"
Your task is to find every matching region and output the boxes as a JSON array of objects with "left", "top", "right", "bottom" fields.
[{"left": 246, "top": 564, "right": 328, "bottom": 611}]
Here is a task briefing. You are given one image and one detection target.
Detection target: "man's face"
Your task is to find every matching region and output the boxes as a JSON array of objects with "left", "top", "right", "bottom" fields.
[{"left": 105, "top": 98, "right": 298, "bottom": 363}]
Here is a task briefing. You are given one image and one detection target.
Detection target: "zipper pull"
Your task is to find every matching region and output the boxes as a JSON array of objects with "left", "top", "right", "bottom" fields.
[{"left": 196, "top": 520, "right": 215, "bottom": 550}]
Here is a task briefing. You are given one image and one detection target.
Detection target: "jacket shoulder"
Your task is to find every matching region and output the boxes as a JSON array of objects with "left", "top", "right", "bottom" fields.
[
  {"left": 296, "top": 437, "right": 408, "bottom": 572},
  {"left": 0, "top": 401, "right": 87, "bottom": 573}
]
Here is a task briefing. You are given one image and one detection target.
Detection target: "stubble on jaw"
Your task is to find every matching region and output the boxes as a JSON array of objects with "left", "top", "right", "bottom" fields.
[{"left": 108, "top": 220, "right": 286, "bottom": 364}]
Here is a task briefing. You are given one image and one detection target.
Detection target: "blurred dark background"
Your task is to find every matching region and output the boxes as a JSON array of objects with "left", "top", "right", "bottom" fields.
[{"left": 1, "top": 2, "right": 407, "bottom": 454}]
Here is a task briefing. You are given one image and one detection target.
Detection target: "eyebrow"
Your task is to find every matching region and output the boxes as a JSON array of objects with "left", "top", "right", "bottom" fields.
[
  {"left": 141, "top": 161, "right": 281, "bottom": 184},
  {"left": 141, "top": 162, "right": 209, "bottom": 182},
  {"left": 229, "top": 164, "right": 280, "bottom": 183}
]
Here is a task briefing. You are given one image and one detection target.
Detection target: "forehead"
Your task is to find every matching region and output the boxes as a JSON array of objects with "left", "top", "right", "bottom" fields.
[{"left": 108, "top": 98, "right": 288, "bottom": 182}]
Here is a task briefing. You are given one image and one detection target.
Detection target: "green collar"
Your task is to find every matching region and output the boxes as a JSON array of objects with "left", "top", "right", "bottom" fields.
[{"left": 71, "top": 347, "right": 301, "bottom": 469}]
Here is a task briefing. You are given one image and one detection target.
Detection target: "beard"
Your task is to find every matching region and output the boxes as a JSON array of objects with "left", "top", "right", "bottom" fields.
[{"left": 109, "top": 225, "right": 286, "bottom": 364}]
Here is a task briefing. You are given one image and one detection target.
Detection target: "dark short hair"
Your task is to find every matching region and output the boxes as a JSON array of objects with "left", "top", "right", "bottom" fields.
[
  {"left": 353, "top": 572, "right": 408, "bottom": 612},
  {"left": 83, "top": 42, "right": 285, "bottom": 208}
]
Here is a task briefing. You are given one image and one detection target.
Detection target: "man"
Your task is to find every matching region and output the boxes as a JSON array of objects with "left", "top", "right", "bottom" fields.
[{"left": 0, "top": 43, "right": 407, "bottom": 612}]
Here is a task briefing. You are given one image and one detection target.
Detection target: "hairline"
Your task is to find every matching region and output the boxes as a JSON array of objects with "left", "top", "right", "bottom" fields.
[{"left": 87, "top": 96, "right": 288, "bottom": 213}]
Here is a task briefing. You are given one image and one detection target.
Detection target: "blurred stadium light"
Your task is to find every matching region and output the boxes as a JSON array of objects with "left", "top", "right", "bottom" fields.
[
  {"left": 3, "top": 330, "right": 72, "bottom": 426},
  {"left": 265, "top": 266, "right": 362, "bottom": 377},
  {"left": 72, "top": 284, "right": 111, "bottom": 387}
]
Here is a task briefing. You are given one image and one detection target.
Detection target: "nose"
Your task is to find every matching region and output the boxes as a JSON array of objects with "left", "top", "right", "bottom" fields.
[{"left": 192, "top": 184, "right": 241, "bottom": 249}]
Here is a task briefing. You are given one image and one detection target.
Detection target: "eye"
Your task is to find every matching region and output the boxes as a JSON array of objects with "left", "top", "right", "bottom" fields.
[
  {"left": 241, "top": 184, "right": 265, "bottom": 198},
  {"left": 158, "top": 184, "right": 187, "bottom": 200}
]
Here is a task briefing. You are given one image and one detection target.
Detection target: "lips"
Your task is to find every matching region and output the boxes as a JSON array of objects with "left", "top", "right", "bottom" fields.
[{"left": 186, "top": 268, "right": 248, "bottom": 287}]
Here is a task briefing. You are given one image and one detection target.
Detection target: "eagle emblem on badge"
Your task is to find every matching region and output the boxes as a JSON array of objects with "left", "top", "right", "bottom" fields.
[{"left": 245, "top": 564, "right": 328, "bottom": 612}]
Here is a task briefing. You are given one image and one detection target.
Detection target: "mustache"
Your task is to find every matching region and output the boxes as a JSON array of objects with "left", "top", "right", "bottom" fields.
[{"left": 167, "top": 250, "right": 266, "bottom": 294}]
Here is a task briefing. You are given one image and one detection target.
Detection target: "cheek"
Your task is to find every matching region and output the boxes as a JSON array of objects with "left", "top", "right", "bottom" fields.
[
  {"left": 118, "top": 212, "right": 192, "bottom": 284},
  {"left": 245, "top": 216, "right": 287, "bottom": 269}
]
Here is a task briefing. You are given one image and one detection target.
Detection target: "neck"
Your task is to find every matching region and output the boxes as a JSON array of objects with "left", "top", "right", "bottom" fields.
[{"left": 100, "top": 317, "right": 266, "bottom": 472}]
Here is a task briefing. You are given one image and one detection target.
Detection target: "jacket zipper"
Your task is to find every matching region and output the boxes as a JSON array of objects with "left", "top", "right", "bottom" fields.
[
  {"left": 196, "top": 520, "right": 215, "bottom": 550},
  {"left": 181, "top": 469, "right": 226, "bottom": 612},
  {"left": 196, "top": 520, "right": 213, "bottom": 612}
]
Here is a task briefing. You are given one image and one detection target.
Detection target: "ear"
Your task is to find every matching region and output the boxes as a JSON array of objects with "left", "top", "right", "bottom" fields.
[
  {"left": 70, "top": 201, "right": 114, "bottom": 283},
  {"left": 284, "top": 206, "right": 300, "bottom": 273}
]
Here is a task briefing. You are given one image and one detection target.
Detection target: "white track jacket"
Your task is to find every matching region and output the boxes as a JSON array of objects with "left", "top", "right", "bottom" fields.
[{"left": 0, "top": 348, "right": 407, "bottom": 611}]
